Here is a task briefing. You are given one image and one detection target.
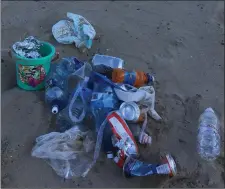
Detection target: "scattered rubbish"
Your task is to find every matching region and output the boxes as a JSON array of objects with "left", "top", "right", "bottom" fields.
[
  {"left": 92, "top": 54, "right": 124, "bottom": 69},
  {"left": 112, "top": 68, "right": 155, "bottom": 88},
  {"left": 45, "top": 57, "right": 92, "bottom": 114},
  {"left": 52, "top": 12, "right": 96, "bottom": 50},
  {"left": 119, "top": 102, "right": 145, "bottom": 123},
  {"left": 197, "top": 107, "right": 220, "bottom": 161},
  {"left": 32, "top": 53, "right": 176, "bottom": 179},
  {"left": 12, "top": 36, "right": 42, "bottom": 59},
  {"left": 31, "top": 126, "right": 95, "bottom": 179},
  {"left": 123, "top": 154, "right": 177, "bottom": 177}
]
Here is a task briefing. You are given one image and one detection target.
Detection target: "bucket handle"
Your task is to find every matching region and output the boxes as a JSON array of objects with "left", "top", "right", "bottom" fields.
[{"left": 8, "top": 49, "right": 60, "bottom": 62}]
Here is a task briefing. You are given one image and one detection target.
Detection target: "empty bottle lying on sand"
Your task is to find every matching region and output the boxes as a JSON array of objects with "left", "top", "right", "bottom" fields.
[
  {"left": 45, "top": 57, "right": 85, "bottom": 114},
  {"left": 197, "top": 107, "right": 220, "bottom": 161},
  {"left": 112, "top": 68, "right": 155, "bottom": 88},
  {"left": 93, "top": 66, "right": 155, "bottom": 88}
]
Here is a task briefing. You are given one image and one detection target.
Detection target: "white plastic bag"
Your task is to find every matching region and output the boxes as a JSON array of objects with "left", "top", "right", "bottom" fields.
[
  {"left": 31, "top": 126, "right": 95, "bottom": 179},
  {"left": 52, "top": 12, "right": 96, "bottom": 49}
]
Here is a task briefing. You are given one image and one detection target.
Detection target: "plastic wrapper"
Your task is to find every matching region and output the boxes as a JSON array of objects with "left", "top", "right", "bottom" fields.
[
  {"left": 52, "top": 12, "right": 96, "bottom": 49},
  {"left": 12, "top": 36, "right": 42, "bottom": 58},
  {"left": 31, "top": 126, "right": 95, "bottom": 179}
]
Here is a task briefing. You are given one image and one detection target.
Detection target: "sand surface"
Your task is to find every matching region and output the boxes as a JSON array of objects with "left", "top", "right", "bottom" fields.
[{"left": 1, "top": 1, "right": 224, "bottom": 188}]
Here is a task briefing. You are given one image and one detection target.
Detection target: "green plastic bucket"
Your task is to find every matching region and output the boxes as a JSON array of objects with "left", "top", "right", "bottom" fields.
[{"left": 10, "top": 41, "right": 58, "bottom": 91}]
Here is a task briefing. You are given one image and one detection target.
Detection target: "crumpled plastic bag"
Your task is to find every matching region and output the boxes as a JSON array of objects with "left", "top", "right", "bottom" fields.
[
  {"left": 12, "top": 36, "right": 42, "bottom": 58},
  {"left": 52, "top": 12, "right": 96, "bottom": 49},
  {"left": 31, "top": 126, "right": 95, "bottom": 179}
]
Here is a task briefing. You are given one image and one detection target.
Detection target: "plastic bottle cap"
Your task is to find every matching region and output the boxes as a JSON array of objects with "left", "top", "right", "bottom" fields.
[
  {"left": 52, "top": 105, "right": 59, "bottom": 114},
  {"left": 107, "top": 153, "right": 114, "bottom": 159},
  {"left": 205, "top": 107, "right": 214, "bottom": 113}
]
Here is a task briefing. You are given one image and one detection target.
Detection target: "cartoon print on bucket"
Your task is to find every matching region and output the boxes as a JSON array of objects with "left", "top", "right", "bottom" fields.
[{"left": 18, "top": 64, "right": 46, "bottom": 87}]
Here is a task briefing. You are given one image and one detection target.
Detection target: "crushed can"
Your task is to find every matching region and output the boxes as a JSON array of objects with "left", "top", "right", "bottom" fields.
[
  {"left": 123, "top": 154, "right": 177, "bottom": 178},
  {"left": 107, "top": 111, "right": 139, "bottom": 157},
  {"left": 119, "top": 102, "right": 145, "bottom": 123}
]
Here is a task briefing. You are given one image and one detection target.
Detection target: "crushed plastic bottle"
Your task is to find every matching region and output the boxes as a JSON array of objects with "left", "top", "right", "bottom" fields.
[
  {"left": 197, "top": 107, "right": 220, "bottom": 161},
  {"left": 123, "top": 154, "right": 177, "bottom": 177},
  {"left": 92, "top": 54, "right": 124, "bottom": 69},
  {"left": 45, "top": 57, "right": 85, "bottom": 114}
]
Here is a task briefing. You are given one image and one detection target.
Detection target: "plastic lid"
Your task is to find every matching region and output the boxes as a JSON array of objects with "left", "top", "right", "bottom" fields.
[
  {"left": 205, "top": 107, "right": 214, "bottom": 113},
  {"left": 52, "top": 105, "right": 59, "bottom": 114}
]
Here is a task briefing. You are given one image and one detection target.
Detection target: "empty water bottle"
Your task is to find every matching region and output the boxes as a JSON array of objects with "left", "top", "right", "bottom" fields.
[
  {"left": 197, "top": 107, "right": 220, "bottom": 161},
  {"left": 45, "top": 57, "right": 85, "bottom": 114}
]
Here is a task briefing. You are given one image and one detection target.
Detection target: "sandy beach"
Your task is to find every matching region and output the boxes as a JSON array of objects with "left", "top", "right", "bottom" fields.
[{"left": 1, "top": 1, "right": 224, "bottom": 188}]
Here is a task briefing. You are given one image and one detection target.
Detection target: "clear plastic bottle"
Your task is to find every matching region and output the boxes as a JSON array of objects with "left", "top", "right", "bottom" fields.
[
  {"left": 45, "top": 57, "right": 84, "bottom": 114},
  {"left": 197, "top": 107, "right": 220, "bottom": 161}
]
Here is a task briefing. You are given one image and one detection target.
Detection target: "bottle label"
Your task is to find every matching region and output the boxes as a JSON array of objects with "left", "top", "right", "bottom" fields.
[{"left": 124, "top": 72, "right": 136, "bottom": 86}]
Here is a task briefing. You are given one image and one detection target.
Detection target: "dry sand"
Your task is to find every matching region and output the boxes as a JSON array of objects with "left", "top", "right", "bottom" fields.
[{"left": 1, "top": 1, "right": 224, "bottom": 188}]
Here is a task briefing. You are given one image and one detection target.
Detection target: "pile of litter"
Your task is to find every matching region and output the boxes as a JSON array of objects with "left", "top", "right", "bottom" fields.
[
  {"left": 32, "top": 54, "right": 177, "bottom": 179},
  {"left": 10, "top": 12, "right": 221, "bottom": 181}
]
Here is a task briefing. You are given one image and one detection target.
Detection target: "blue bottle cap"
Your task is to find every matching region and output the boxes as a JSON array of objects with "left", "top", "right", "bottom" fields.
[{"left": 147, "top": 74, "right": 155, "bottom": 84}]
